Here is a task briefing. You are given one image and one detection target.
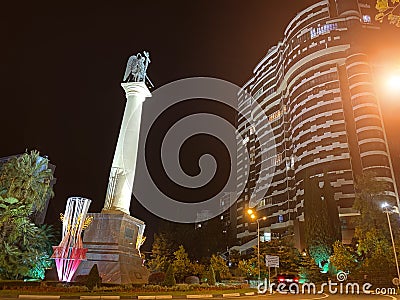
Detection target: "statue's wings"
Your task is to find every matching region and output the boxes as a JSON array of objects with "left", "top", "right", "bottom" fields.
[{"left": 122, "top": 55, "right": 137, "bottom": 82}]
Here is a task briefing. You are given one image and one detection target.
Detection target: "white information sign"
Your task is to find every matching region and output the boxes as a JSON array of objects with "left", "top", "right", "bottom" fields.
[{"left": 265, "top": 255, "right": 279, "bottom": 268}]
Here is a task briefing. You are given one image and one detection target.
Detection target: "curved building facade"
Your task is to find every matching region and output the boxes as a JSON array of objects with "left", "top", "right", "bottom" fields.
[{"left": 236, "top": 0, "right": 398, "bottom": 249}]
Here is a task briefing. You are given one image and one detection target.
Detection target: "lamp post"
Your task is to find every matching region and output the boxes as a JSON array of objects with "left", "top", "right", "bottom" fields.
[
  {"left": 247, "top": 208, "right": 266, "bottom": 284},
  {"left": 382, "top": 202, "right": 400, "bottom": 284}
]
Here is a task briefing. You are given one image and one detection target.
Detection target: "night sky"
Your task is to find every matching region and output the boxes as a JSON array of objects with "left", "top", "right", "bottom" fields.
[{"left": 3, "top": 1, "right": 400, "bottom": 250}]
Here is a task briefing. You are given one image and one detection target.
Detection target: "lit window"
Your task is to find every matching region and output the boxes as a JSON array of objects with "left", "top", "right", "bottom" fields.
[
  {"left": 268, "top": 109, "right": 282, "bottom": 122},
  {"left": 310, "top": 23, "right": 338, "bottom": 39},
  {"left": 272, "top": 153, "right": 283, "bottom": 166},
  {"left": 362, "top": 15, "right": 371, "bottom": 23},
  {"left": 278, "top": 215, "right": 284, "bottom": 223}
]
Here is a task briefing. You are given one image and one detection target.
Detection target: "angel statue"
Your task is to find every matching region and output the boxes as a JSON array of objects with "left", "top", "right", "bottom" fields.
[{"left": 122, "top": 51, "right": 152, "bottom": 84}]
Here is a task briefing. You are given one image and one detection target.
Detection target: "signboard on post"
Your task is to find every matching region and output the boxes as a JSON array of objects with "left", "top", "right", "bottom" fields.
[{"left": 265, "top": 255, "right": 279, "bottom": 268}]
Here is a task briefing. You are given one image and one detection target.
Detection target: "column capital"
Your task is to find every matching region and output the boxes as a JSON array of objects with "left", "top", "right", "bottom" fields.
[{"left": 121, "top": 82, "right": 152, "bottom": 99}]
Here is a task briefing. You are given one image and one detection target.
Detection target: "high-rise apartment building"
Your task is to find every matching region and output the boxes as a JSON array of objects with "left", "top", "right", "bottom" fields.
[{"left": 236, "top": 0, "right": 399, "bottom": 250}]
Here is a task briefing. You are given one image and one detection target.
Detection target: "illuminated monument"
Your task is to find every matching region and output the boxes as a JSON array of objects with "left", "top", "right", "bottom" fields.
[{"left": 74, "top": 51, "right": 152, "bottom": 284}]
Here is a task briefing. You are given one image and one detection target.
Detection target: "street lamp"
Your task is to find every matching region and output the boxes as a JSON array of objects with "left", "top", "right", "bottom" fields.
[
  {"left": 247, "top": 208, "right": 266, "bottom": 283},
  {"left": 382, "top": 202, "right": 400, "bottom": 283}
]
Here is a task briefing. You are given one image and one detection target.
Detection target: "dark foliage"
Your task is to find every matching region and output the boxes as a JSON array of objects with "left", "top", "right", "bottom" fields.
[
  {"left": 163, "top": 263, "right": 176, "bottom": 287},
  {"left": 86, "top": 264, "right": 101, "bottom": 291},
  {"left": 148, "top": 272, "right": 166, "bottom": 285}
]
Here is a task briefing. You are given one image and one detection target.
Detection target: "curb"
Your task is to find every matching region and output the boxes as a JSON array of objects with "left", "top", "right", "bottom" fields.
[{"left": 9, "top": 292, "right": 257, "bottom": 300}]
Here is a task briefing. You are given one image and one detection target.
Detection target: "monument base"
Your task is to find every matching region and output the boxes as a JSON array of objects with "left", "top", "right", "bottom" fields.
[{"left": 74, "top": 211, "right": 149, "bottom": 285}]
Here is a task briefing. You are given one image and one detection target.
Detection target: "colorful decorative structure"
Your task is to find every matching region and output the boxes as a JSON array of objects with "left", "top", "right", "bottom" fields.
[{"left": 51, "top": 197, "right": 93, "bottom": 282}]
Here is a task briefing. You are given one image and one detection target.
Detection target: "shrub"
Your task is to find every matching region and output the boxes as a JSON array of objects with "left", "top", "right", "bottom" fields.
[
  {"left": 148, "top": 272, "right": 166, "bottom": 285},
  {"left": 188, "top": 283, "right": 201, "bottom": 290},
  {"left": 171, "top": 283, "right": 189, "bottom": 291},
  {"left": 74, "top": 275, "right": 88, "bottom": 283},
  {"left": 66, "top": 285, "right": 89, "bottom": 292},
  {"left": 207, "top": 266, "right": 216, "bottom": 286},
  {"left": 163, "top": 264, "right": 176, "bottom": 287},
  {"left": 144, "top": 284, "right": 164, "bottom": 291},
  {"left": 215, "top": 270, "right": 221, "bottom": 283},
  {"left": 184, "top": 276, "right": 200, "bottom": 284},
  {"left": 86, "top": 264, "right": 101, "bottom": 291}
]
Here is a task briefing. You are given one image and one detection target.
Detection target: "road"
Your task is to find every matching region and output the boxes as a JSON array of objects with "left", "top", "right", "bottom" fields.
[
  {"left": 1, "top": 295, "right": 399, "bottom": 300},
  {"left": 241, "top": 294, "right": 399, "bottom": 300}
]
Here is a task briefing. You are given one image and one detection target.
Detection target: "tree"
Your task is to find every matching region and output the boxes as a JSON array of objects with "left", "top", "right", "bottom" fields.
[
  {"left": 323, "top": 177, "right": 342, "bottom": 243},
  {"left": 163, "top": 263, "right": 176, "bottom": 287},
  {"left": 259, "top": 238, "right": 301, "bottom": 275},
  {"left": 330, "top": 241, "right": 358, "bottom": 274},
  {"left": 229, "top": 249, "right": 241, "bottom": 267},
  {"left": 192, "top": 261, "right": 206, "bottom": 279},
  {"left": 304, "top": 175, "right": 341, "bottom": 269},
  {"left": 299, "top": 253, "right": 324, "bottom": 283},
  {"left": 351, "top": 172, "right": 398, "bottom": 281},
  {"left": 210, "top": 254, "right": 230, "bottom": 281},
  {"left": 359, "top": 238, "right": 396, "bottom": 284},
  {"left": 237, "top": 258, "right": 257, "bottom": 279},
  {"left": 172, "top": 245, "right": 193, "bottom": 283},
  {"left": 207, "top": 265, "right": 216, "bottom": 285},
  {"left": 0, "top": 196, "right": 55, "bottom": 279},
  {"left": 0, "top": 150, "right": 54, "bottom": 212},
  {"left": 151, "top": 232, "right": 175, "bottom": 257},
  {"left": 0, "top": 151, "right": 55, "bottom": 280},
  {"left": 147, "top": 232, "right": 175, "bottom": 272},
  {"left": 353, "top": 172, "right": 392, "bottom": 256},
  {"left": 375, "top": 0, "right": 400, "bottom": 27}
]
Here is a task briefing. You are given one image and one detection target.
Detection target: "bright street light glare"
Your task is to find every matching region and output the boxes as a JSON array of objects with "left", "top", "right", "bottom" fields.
[
  {"left": 382, "top": 202, "right": 389, "bottom": 208},
  {"left": 247, "top": 209, "right": 253, "bottom": 215},
  {"left": 251, "top": 214, "right": 256, "bottom": 219},
  {"left": 386, "top": 73, "right": 400, "bottom": 94}
]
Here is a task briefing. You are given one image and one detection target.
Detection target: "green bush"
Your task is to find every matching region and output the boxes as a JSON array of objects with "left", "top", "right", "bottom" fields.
[
  {"left": 86, "top": 264, "right": 101, "bottom": 291},
  {"left": 163, "top": 263, "right": 176, "bottom": 287}
]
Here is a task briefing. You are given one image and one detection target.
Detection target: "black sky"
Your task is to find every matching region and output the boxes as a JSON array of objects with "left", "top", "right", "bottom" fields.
[{"left": 4, "top": 1, "right": 399, "bottom": 250}]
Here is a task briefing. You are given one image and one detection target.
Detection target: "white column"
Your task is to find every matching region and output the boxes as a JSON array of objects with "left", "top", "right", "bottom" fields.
[{"left": 103, "top": 82, "right": 151, "bottom": 214}]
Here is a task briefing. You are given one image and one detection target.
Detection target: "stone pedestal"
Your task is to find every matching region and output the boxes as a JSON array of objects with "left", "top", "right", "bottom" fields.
[{"left": 74, "top": 211, "right": 149, "bottom": 284}]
